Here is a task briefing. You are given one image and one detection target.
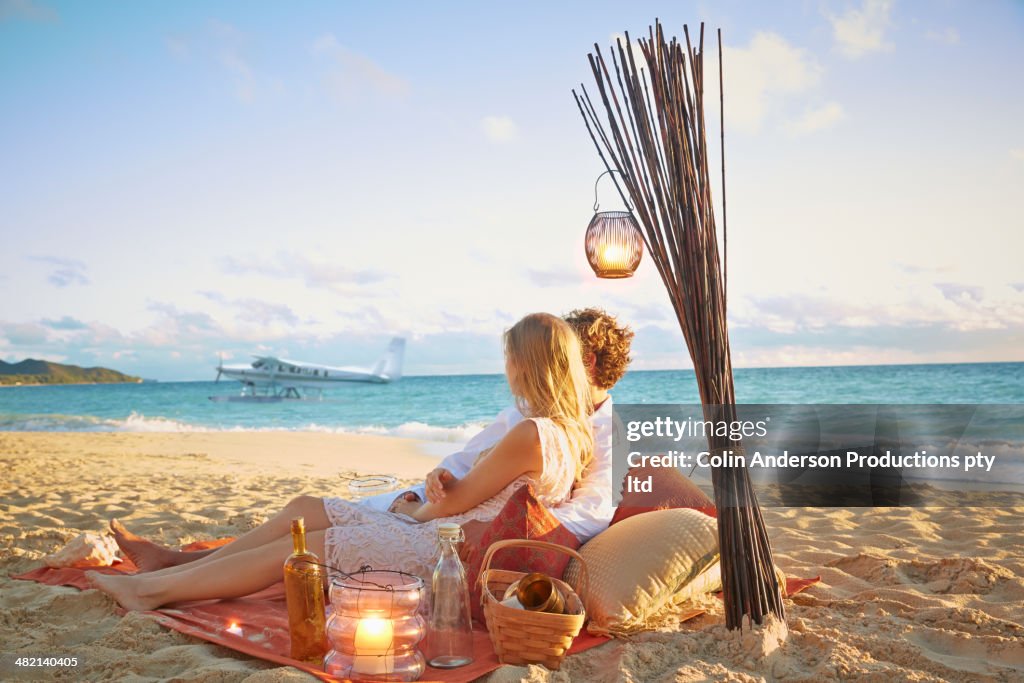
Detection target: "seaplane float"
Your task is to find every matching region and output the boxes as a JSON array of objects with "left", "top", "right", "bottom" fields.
[{"left": 209, "top": 337, "right": 405, "bottom": 402}]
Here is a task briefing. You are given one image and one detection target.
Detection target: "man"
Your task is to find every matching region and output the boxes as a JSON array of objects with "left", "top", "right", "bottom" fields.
[{"left": 361, "top": 307, "right": 634, "bottom": 545}]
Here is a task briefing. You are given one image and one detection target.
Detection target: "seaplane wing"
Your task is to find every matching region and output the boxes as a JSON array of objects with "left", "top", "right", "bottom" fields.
[{"left": 213, "top": 337, "right": 405, "bottom": 400}]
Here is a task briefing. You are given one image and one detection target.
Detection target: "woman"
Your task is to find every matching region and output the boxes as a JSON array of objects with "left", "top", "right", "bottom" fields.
[{"left": 88, "top": 313, "right": 593, "bottom": 611}]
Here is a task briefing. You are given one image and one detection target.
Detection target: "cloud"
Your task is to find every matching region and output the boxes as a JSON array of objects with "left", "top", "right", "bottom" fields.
[
  {"left": 199, "top": 291, "right": 300, "bottom": 327},
  {"left": 925, "top": 27, "right": 960, "bottom": 45},
  {"left": 202, "top": 20, "right": 284, "bottom": 103},
  {"left": 164, "top": 35, "right": 189, "bottom": 60},
  {"left": 220, "top": 48, "right": 255, "bottom": 103},
  {"left": 730, "top": 281, "right": 1024, "bottom": 337},
  {"left": 145, "top": 302, "right": 219, "bottom": 337},
  {"left": 30, "top": 255, "right": 89, "bottom": 287},
  {"left": 602, "top": 295, "right": 670, "bottom": 325},
  {"left": 0, "top": 307, "right": 360, "bottom": 380},
  {"left": 787, "top": 101, "right": 845, "bottom": 134},
  {"left": 527, "top": 268, "right": 583, "bottom": 287},
  {"left": 481, "top": 116, "right": 518, "bottom": 143},
  {"left": 1010, "top": 149, "right": 1024, "bottom": 161},
  {"left": 221, "top": 252, "right": 391, "bottom": 292},
  {"left": 935, "top": 283, "right": 983, "bottom": 303},
  {"left": 827, "top": 0, "right": 894, "bottom": 59},
  {"left": 623, "top": 302, "right": 670, "bottom": 325},
  {"left": 338, "top": 305, "right": 391, "bottom": 329},
  {"left": 0, "top": 0, "right": 56, "bottom": 22},
  {"left": 602, "top": 31, "right": 824, "bottom": 135},
  {"left": 41, "top": 315, "right": 88, "bottom": 331},
  {"left": 895, "top": 262, "right": 956, "bottom": 276},
  {"left": 196, "top": 290, "right": 227, "bottom": 304},
  {"left": 0, "top": 321, "right": 49, "bottom": 346},
  {"left": 310, "top": 33, "right": 409, "bottom": 101},
  {"left": 726, "top": 341, "right": 990, "bottom": 370},
  {"left": 711, "top": 32, "right": 823, "bottom": 133}
]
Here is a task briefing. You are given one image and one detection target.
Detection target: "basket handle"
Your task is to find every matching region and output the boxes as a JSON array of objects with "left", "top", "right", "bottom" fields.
[{"left": 478, "top": 538, "right": 589, "bottom": 601}]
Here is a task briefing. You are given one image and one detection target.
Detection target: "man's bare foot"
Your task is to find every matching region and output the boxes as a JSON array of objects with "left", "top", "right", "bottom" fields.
[
  {"left": 85, "top": 571, "right": 161, "bottom": 611},
  {"left": 109, "top": 519, "right": 198, "bottom": 572}
]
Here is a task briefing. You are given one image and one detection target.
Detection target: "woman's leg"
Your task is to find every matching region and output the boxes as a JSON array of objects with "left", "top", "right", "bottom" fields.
[
  {"left": 88, "top": 530, "right": 327, "bottom": 611},
  {"left": 111, "top": 495, "right": 330, "bottom": 572}
]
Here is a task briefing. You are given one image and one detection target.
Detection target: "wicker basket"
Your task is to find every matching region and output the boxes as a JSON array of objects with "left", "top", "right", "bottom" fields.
[{"left": 478, "top": 539, "right": 590, "bottom": 670}]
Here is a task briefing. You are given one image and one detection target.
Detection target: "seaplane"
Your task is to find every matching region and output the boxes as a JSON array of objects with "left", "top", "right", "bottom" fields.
[{"left": 210, "top": 337, "right": 405, "bottom": 402}]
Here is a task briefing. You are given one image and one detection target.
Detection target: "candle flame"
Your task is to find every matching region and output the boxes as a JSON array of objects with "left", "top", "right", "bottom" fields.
[
  {"left": 355, "top": 616, "right": 394, "bottom": 653},
  {"left": 601, "top": 243, "right": 625, "bottom": 265}
]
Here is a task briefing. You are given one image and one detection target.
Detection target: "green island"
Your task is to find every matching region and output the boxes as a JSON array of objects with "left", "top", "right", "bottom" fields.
[{"left": 0, "top": 359, "right": 141, "bottom": 386}]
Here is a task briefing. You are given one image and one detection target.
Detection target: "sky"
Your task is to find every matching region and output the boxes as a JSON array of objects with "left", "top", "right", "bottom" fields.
[{"left": 1, "top": 0, "right": 1022, "bottom": 380}]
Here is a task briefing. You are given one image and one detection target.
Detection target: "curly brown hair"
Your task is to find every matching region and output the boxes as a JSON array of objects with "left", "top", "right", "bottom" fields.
[{"left": 562, "top": 307, "right": 634, "bottom": 390}]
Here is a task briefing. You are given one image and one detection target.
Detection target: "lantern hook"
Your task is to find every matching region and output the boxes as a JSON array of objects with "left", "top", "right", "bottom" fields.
[{"left": 593, "top": 169, "right": 634, "bottom": 213}]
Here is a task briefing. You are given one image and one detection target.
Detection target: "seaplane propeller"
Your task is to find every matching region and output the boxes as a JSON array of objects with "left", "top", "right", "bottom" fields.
[{"left": 216, "top": 353, "right": 223, "bottom": 382}]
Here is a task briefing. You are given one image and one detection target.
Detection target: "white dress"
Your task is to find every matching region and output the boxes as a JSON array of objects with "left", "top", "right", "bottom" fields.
[{"left": 322, "top": 417, "right": 577, "bottom": 586}]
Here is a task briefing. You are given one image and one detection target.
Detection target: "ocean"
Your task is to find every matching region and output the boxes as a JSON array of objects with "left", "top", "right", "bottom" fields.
[{"left": 1, "top": 362, "right": 1021, "bottom": 439}]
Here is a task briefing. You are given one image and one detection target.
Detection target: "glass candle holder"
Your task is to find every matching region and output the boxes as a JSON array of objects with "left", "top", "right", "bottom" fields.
[{"left": 324, "top": 570, "right": 426, "bottom": 682}]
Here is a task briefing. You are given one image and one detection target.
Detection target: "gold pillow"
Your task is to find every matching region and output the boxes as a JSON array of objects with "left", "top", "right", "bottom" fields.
[{"left": 564, "top": 507, "right": 720, "bottom": 636}]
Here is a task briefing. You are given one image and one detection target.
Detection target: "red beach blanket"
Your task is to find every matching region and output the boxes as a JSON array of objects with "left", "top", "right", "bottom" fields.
[
  {"left": 13, "top": 540, "right": 608, "bottom": 682},
  {"left": 14, "top": 540, "right": 819, "bottom": 682}
]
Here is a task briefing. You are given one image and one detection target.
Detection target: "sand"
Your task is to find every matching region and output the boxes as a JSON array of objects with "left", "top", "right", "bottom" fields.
[{"left": 2, "top": 431, "right": 1023, "bottom": 682}]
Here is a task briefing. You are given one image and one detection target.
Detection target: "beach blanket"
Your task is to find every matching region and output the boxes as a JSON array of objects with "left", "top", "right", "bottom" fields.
[
  {"left": 14, "top": 540, "right": 819, "bottom": 682},
  {"left": 14, "top": 539, "right": 610, "bottom": 682}
]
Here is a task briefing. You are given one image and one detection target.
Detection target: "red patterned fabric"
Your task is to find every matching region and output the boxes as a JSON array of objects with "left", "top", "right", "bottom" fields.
[
  {"left": 463, "top": 483, "right": 581, "bottom": 625},
  {"left": 610, "top": 465, "right": 717, "bottom": 525},
  {"left": 13, "top": 538, "right": 610, "bottom": 682}
]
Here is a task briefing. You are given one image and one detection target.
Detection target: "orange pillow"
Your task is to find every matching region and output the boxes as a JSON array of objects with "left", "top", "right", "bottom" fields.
[
  {"left": 463, "top": 483, "right": 580, "bottom": 625},
  {"left": 610, "top": 465, "right": 716, "bottom": 525}
]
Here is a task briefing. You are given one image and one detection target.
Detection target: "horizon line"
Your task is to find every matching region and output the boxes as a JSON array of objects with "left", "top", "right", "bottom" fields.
[{"left": 126, "top": 357, "right": 1024, "bottom": 383}]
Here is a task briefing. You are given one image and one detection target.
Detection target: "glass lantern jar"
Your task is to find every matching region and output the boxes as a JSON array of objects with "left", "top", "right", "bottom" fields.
[{"left": 324, "top": 570, "right": 426, "bottom": 682}]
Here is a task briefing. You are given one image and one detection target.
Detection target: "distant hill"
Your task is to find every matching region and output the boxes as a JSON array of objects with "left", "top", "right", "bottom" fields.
[{"left": 0, "top": 359, "right": 141, "bottom": 386}]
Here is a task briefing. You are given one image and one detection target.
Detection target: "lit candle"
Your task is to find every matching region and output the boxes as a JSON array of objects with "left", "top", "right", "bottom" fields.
[
  {"left": 601, "top": 243, "right": 624, "bottom": 267},
  {"left": 353, "top": 616, "right": 394, "bottom": 675},
  {"left": 226, "top": 621, "right": 243, "bottom": 636}
]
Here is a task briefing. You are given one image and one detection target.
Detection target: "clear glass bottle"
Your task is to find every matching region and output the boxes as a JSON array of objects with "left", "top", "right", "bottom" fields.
[
  {"left": 283, "top": 517, "right": 328, "bottom": 665},
  {"left": 424, "top": 522, "right": 474, "bottom": 668}
]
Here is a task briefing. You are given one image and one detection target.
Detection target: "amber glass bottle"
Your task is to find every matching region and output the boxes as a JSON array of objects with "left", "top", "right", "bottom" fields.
[{"left": 284, "top": 517, "right": 328, "bottom": 664}]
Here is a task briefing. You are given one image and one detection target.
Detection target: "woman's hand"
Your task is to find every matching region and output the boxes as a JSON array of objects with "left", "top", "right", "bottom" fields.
[
  {"left": 389, "top": 497, "right": 423, "bottom": 518},
  {"left": 387, "top": 490, "right": 421, "bottom": 513},
  {"left": 412, "top": 421, "right": 541, "bottom": 523},
  {"left": 425, "top": 468, "right": 457, "bottom": 503}
]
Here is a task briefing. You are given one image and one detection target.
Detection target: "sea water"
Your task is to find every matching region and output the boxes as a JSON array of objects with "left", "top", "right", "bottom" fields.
[{"left": 1, "top": 362, "right": 1021, "bottom": 438}]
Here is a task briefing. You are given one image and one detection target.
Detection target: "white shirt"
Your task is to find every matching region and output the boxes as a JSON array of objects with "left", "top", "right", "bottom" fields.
[{"left": 359, "top": 398, "right": 616, "bottom": 543}]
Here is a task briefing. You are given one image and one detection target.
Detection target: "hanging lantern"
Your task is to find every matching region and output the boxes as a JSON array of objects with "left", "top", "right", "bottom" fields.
[{"left": 584, "top": 170, "right": 643, "bottom": 278}]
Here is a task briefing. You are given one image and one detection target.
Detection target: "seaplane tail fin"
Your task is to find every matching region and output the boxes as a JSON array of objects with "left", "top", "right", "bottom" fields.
[{"left": 371, "top": 337, "right": 405, "bottom": 381}]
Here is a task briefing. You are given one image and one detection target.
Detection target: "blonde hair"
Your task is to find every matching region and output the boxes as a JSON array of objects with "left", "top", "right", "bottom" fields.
[{"left": 504, "top": 313, "right": 594, "bottom": 482}]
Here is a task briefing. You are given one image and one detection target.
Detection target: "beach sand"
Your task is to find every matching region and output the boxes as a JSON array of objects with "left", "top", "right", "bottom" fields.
[{"left": 2, "top": 432, "right": 1022, "bottom": 682}]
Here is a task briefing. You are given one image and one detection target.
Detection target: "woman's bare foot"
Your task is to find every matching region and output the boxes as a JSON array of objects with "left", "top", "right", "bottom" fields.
[
  {"left": 109, "top": 519, "right": 206, "bottom": 572},
  {"left": 85, "top": 571, "right": 162, "bottom": 611}
]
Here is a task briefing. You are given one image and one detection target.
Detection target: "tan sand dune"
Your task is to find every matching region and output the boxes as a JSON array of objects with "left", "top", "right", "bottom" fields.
[{"left": 2, "top": 432, "right": 1022, "bottom": 682}]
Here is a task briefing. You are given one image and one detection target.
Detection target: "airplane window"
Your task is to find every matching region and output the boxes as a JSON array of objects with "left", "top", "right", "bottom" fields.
[
  {"left": 278, "top": 365, "right": 283, "bottom": 372},
  {"left": 253, "top": 360, "right": 263, "bottom": 369}
]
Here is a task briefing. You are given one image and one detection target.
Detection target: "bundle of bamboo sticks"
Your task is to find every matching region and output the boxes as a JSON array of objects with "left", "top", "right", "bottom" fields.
[{"left": 573, "top": 20, "right": 785, "bottom": 629}]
